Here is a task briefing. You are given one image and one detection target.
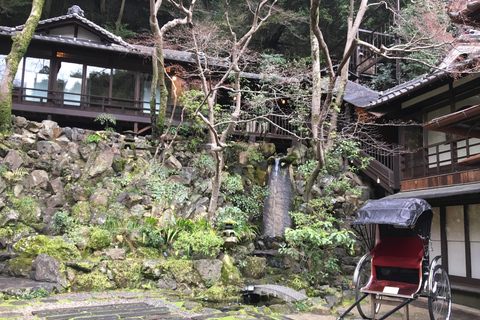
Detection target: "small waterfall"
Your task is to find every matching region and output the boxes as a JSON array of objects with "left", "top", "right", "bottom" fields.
[{"left": 263, "top": 158, "right": 294, "bottom": 237}]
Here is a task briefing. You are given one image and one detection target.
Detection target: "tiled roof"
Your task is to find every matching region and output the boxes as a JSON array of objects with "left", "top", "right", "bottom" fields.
[
  {"left": 18, "top": 9, "right": 130, "bottom": 48},
  {"left": 364, "top": 71, "right": 448, "bottom": 110}
]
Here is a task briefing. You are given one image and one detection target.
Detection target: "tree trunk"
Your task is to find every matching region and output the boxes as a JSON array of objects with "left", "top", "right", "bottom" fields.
[
  {"left": 0, "top": 0, "right": 44, "bottom": 132},
  {"left": 304, "top": 0, "right": 323, "bottom": 201},
  {"left": 115, "top": 0, "right": 126, "bottom": 33},
  {"left": 207, "top": 151, "right": 223, "bottom": 221}
]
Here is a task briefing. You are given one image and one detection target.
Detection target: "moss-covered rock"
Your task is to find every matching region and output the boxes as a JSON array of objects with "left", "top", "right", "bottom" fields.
[
  {"left": 142, "top": 259, "right": 166, "bottom": 279},
  {"left": 108, "top": 260, "right": 144, "bottom": 288},
  {"left": 13, "top": 235, "right": 81, "bottom": 261},
  {"left": 87, "top": 227, "right": 111, "bottom": 250},
  {"left": 242, "top": 256, "right": 266, "bottom": 279},
  {"left": 221, "top": 254, "right": 241, "bottom": 286},
  {"left": 71, "top": 201, "right": 91, "bottom": 224},
  {"left": 165, "top": 260, "right": 202, "bottom": 286},
  {"left": 73, "top": 270, "right": 115, "bottom": 291},
  {"left": 203, "top": 285, "right": 226, "bottom": 301},
  {"left": 259, "top": 143, "right": 276, "bottom": 158},
  {"left": 66, "top": 260, "right": 98, "bottom": 272},
  {"left": 7, "top": 256, "right": 33, "bottom": 278},
  {"left": 136, "top": 246, "right": 160, "bottom": 259}
]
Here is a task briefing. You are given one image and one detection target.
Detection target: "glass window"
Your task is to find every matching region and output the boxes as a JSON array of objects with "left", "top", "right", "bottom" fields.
[
  {"left": 140, "top": 73, "right": 160, "bottom": 113},
  {"left": 25, "top": 57, "right": 50, "bottom": 102},
  {"left": 112, "top": 69, "right": 135, "bottom": 106},
  {"left": 446, "top": 205, "right": 466, "bottom": 277},
  {"left": 0, "top": 55, "right": 25, "bottom": 89},
  {"left": 0, "top": 55, "right": 5, "bottom": 79},
  {"left": 85, "top": 66, "right": 111, "bottom": 108},
  {"left": 427, "top": 106, "right": 451, "bottom": 168},
  {"left": 469, "top": 204, "right": 480, "bottom": 279},
  {"left": 57, "top": 62, "right": 83, "bottom": 106}
]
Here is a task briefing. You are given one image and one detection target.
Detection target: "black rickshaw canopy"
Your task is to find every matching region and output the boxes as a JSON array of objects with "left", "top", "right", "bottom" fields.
[{"left": 352, "top": 198, "right": 432, "bottom": 227}]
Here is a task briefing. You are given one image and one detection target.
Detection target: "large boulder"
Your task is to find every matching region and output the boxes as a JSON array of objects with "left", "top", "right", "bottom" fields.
[
  {"left": 31, "top": 253, "right": 66, "bottom": 287},
  {"left": 4, "top": 150, "right": 23, "bottom": 170},
  {"left": 194, "top": 259, "right": 223, "bottom": 285},
  {"left": 86, "top": 148, "right": 116, "bottom": 179}
]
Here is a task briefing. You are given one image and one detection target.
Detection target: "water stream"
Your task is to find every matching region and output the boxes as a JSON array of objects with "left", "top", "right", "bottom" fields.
[{"left": 263, "top": 158, "right": 294, "bottom": 237}]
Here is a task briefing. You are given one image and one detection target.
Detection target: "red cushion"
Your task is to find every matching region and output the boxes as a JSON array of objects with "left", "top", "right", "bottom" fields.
[{"left": 371, "top": 237, "right": 424, "bottom": 269}]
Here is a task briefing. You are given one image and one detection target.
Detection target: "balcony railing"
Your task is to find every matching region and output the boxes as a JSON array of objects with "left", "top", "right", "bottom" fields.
[
  {"left": 12, "top": 87, "right": 304, "bottom": 139},
  {"left": 403, "top": 137, "right": 480, "bottom": 180},
  {"left": 12, "top": 87, "right": 157, "bottom": 117}
]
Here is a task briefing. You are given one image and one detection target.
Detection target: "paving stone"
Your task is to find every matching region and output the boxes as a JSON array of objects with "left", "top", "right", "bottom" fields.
[
  {"left": 0, "top": 306, "right": 14, "bottom": 311},
  {"left": 191, "top": 312, "right": 231, "bottom": 320},
  {"left": 44, "top": 314, "right": 93, "bottom": 320},
  {"left": 116, "top": 309, "right": 171, "bottom": 318},
  {"left": 93, "top": 293, "right": 115, "bottom": 299},
  {"left": 67, "top": 316, "right": 120, "bottom": 320},
  {"left": 145, "top": 316, "right": 186, "bottom": 320},
  {"left": 40, "top": 298, "right": 60, "bottom": 303},
  {"left": 0, "top": 312, "right": 24, "bottom": 318},
  {"left": 8, "top": 300, "right": 29, "bottom": 305}
]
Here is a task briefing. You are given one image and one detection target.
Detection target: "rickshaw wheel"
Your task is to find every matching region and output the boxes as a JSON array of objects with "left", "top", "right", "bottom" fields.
[
  {"left": 354, "top": 253, "right": 381, "bottom": 319},
  {"left": 428, "top": 265, "right": 452, "bottom": 320}
]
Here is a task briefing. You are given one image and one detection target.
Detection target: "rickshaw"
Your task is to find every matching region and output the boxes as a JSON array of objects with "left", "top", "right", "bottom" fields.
[{"left": 338, "top": 198, "right": 451, "bottom": 320}]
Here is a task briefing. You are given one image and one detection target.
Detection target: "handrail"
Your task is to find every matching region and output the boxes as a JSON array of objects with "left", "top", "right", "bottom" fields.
[
  {"left": 403, "top": 136, "right": 480, "bottom": 180},
  {"left": 13, "top": 86, "right": 304, "bottom": 139}
]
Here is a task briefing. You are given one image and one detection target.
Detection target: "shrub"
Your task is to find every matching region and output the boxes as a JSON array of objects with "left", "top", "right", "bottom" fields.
[
  {"left": 173, "top": 230, "right": 224, "bottom": 258},
  {"left": 279, "top": 198, "right": 355, "bottom": 286},
  {"left": 88, "top": 227, "right": 111, "bottom": 250}
]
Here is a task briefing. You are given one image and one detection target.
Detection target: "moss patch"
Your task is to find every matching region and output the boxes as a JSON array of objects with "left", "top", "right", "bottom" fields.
[
  {"left": 13, "top": 235, "right": 81, "bottom": 261},
  {"left": 73, "top": 271, "right": 115, "bottom": 291},
  {"left": 221, "top": 254, "right": 241, "bottom": 286},
  {"left": 108, "top": 260, "right": 144, "bottom": 289},
  {"left": 7, "top": 256, "right": 33, "bottom": 278},
  {"left": 164, "top": 260, "right": 202, "bottom": 286}
]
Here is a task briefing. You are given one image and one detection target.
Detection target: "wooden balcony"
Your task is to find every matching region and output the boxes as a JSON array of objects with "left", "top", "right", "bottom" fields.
[
  {"left": 11, "top": 87, "right": 302, "bottom": 141},
  {"left": 401, "top": 137, "right": 480, "bottom": 191}
]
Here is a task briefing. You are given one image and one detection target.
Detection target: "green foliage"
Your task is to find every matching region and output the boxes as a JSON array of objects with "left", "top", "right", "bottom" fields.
[
  {"left": 296, "top": 159, "right": 318, "bottom": 178},
  {"left": 191, "top": 154, "right": 215, "bottom": 172},
  {"left": 247, "top": 148, "right": 264, "bottom": 162},
  {"left": 147, "top": 165, "right": 188, "bottom": 209},
  {"left": 324, "top": 140, "right": 371, "bottom": 176},
  {"left": 14, "top": 235, "right": 82, "bottom": 261},
  {"left": 279, "top": 198, "right": 355, "bottom": 286},
  {"left": 94, "top": 113, "right": 116, "bottom": 131},
  {"left": 52, "top": 210, "right": 74, "bottom": 232},
  {"left": 88, "top": 227, "right": 111, "bottom": 250},
  {"left": 52, "top": 210, "right": 84, "bottom": 245},
  {"left": 228, "top": 185, "right": 269, "bottom": 220},
  {"left": 220, "top": 173, "right": 243, "bottom": 194},
  {"left": 2, "top": 167, "right": 28, "bottom": 183},
  {"left": 86, "top": 133, "right": 102, "bottom": 144},
  {"left": 173, "top": 229, "right": 224, "bottom": 258},
  {"left": 21, "top": 287, "right": 50, "bottom": 300},
  {"left": 139, "top": 225, "right": 164, "bottom": 248}
]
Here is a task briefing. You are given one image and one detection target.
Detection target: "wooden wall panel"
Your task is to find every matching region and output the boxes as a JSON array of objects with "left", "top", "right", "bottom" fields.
[{"left": 401, "top": 169, "right": 480, "bottom": 191}]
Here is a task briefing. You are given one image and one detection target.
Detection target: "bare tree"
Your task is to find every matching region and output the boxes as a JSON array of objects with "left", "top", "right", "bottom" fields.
[
  {"left": 303, "top": 0, "right": 464, "bottom": 200},
  {"left": 115, "top": 0, "right": 126, "bottom": 33},
  {"left": 0, "top": 0, "right": 44, "bottom": 131},
  {"left": 183, "top": 0, "right": 279, "bottom": 221},
  {"left": 149, "top": 0, "right": 196, "bottom": 142}
]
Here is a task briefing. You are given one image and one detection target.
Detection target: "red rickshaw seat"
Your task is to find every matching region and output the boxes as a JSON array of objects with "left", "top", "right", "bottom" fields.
[
  {"left": 370, "top": 237, "right": 424, "bottom": 269},
  {"left": 362, "top": 237, "right": 424, "bottom": 298}
]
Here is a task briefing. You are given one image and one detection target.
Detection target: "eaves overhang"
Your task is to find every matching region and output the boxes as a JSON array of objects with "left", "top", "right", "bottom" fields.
[{"left": 423, "top": 104, "right": 480, "bottom": 138}]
